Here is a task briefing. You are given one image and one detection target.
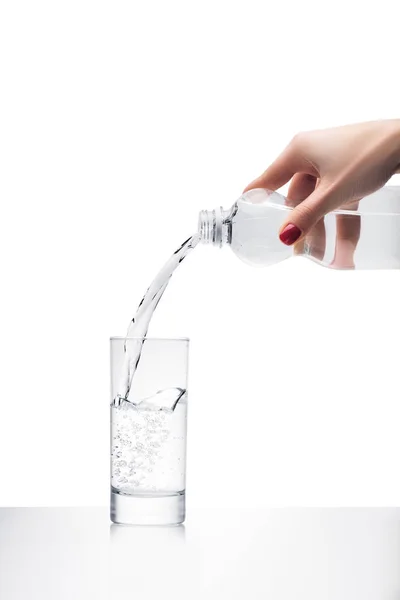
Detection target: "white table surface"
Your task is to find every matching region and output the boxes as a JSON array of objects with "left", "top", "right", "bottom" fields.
[{"left": 0, "top": 507, "right": 399, "bottom": 599}]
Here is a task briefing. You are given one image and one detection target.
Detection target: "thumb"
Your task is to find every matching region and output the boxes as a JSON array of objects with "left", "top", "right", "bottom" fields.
[{"left": 279, "top": 181, "right": 339, "bottom": 245}]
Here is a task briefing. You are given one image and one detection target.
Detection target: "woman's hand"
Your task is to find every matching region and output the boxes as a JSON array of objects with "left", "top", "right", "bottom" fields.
[{"left": 244, "top": 120, "right": 400, "bottom": 245}]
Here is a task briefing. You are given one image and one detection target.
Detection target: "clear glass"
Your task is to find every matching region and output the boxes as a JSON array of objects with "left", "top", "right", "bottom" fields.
[
  {"left": 110, "top": 337, "right": 189, "bottom": 525},
  {"left": 199, "top": 186, "right": 400, "bottom": 269}
]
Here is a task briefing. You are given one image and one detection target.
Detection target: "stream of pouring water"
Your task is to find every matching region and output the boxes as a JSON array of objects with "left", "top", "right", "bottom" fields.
[{"left": 113, "top": 234, "right": 200, "bottom": 406}]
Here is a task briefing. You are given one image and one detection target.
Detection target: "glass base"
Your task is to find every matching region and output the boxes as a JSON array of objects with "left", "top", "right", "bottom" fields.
[{"left": 110, "top": 490, "right": 185, "bottom": 525}]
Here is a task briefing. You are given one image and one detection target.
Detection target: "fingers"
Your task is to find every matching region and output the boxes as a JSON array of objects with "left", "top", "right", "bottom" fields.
[
  {"left": 330, "top": 202, "right": 361, "bottom": 269},
  {"left": 243, "top": 136, "right": 360, "bottom": 247},
  {"left": 305, "top": 219, "right": 326, "bottom": 262},
  {"left": 286, "top": 174, "right": 326, "bottom": 261},
  {"left": 286, "top": 173, "right": 318, "bottom": 207},
  {"left": 243, "top": 140, "right": 315, "bottom": 194},
  {"left": 279, "top": 181, "right": 341, "bottom": 245}
]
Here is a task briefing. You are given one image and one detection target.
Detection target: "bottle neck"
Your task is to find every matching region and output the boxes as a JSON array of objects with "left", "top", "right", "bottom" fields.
[{"left": 198, "top": 207, "right": 232, "bottom": 247}]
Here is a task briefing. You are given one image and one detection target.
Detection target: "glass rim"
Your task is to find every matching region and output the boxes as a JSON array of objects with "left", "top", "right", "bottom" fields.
[{"left": 110, "top": 336, "right": 189, "bottom": 342}]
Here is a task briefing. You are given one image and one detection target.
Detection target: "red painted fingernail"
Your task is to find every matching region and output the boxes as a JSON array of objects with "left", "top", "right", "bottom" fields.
[{"left": 279, "top": 223, "right": 302, "bottom": 245}]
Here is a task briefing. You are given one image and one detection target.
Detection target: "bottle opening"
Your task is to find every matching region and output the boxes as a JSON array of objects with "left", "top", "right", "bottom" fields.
[{"left": 198, "top": 207, "right": 227, "bottom": 247}]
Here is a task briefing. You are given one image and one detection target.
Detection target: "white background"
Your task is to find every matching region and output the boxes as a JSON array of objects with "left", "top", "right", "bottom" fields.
[
  {"left": 1, "top": 0, "right": 400, "bottom": 507},
  {"left": 2, "top": 508, "right": 400, "bottom": 599}
]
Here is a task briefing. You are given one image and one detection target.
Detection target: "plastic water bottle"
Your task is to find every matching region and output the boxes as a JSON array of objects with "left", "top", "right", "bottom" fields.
[{"left": 198, "top": 186, "right": 400, "bottom": 269}]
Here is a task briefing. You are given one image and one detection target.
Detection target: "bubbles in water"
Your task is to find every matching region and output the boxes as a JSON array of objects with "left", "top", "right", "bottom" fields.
[{"left": 111, "top": 393, "right": 187, "bottom": 494}]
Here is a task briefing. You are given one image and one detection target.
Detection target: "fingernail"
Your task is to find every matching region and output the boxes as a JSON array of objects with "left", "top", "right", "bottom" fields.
[{"left": 279, "top": 223, "right": 302, "bottom": 245}]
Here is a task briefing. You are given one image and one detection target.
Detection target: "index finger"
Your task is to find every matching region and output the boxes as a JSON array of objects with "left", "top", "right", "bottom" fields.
[{"left": 243, "top": 141, "right": 317, "bottom": 193}]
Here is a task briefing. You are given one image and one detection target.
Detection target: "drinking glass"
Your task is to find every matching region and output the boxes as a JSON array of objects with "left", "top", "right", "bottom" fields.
[{"left": 110, "top": 337, "right": 189, "bottom": 525}]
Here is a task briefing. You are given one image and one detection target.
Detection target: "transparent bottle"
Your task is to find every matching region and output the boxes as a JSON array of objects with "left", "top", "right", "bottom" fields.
[{"left": 198, "top": 187, "right": 400, "bottom": 269}]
